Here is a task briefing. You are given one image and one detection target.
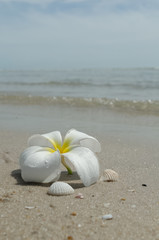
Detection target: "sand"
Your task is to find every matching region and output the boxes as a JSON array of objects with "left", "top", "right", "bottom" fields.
[{"left": 0, "top": 103, "right": 159, "bottom": 240}]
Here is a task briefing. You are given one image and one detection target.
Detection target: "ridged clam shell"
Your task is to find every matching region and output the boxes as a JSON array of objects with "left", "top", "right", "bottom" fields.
[
  {"left": 100, "top": 169, "right": 119, "bottom": 182},
  {"left": 47, "top": 182, "right": 74, "bottom": 196}
]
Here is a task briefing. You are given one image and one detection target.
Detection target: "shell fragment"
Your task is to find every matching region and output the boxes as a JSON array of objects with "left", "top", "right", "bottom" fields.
[
  {"left": 102, "top": 214, "right": 113, "bottom": 220},
  {"left": 75, "top": 193, "right": 84, "bottom": 199}
]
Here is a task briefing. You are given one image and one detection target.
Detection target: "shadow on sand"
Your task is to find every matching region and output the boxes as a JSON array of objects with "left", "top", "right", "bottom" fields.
[{"left": 11, "top": 169, "right": 84, "bottom": 189}]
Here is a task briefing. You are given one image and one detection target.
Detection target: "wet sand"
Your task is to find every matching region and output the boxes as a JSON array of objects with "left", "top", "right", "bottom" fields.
[{"left": 0, "top": 103, "right": 159, "bottom": 240}]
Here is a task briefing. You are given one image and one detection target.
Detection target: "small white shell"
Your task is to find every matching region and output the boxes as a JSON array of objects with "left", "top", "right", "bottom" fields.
[
  {"left": 100, "top": 169, "right": 119, "bottom": 182},
  {"left": 47, "top": 182, "right": 74, "bottom": 196},
  {"left": 25, "top": 206, "right": 35, "bottom": 210},
  {"left": 102, "top": 214, "right": 113, "bottom": 220}
]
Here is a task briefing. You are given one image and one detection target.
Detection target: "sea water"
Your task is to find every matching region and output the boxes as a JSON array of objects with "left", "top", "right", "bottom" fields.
[{"left": 0, "top": 68, "right": 159, "bottom": 115}]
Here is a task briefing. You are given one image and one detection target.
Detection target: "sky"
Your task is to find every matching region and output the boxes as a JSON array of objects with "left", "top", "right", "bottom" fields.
[{"left": 0, "top": 0, "right": 159, "bottom": 70}]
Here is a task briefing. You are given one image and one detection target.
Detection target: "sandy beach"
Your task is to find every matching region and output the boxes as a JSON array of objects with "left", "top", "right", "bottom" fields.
[{"left": 0, "top": 103, "right": 159, "bottom": 240}]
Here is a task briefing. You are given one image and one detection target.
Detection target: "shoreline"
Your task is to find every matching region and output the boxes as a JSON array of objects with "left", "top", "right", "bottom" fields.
[
  {"left": 0, "top": 94, "right": 159, "bottom": 117},
  {"left": 0, "top": 103, "right": 159, "bottom": 239},
  {"left": 1, "top": 102, "right": 158, "bottom": 136}
]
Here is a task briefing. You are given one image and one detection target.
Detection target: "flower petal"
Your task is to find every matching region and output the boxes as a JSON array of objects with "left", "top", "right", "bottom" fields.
[
  {"left": 62, "top": 146, "right": 100, "bottom": 187},
  {"left": 42, "top": 131, "right": 62, "bottom": 150},
  {"left": 64, "top": 129, "right": 101, "bottom": 152},
  {"left": 28, "top": 134, "right": 54, "bottom": 149},
  {"left": 19, "top": 146, "right": 61, "bottom": 183},
  {"left": 28, "top": 131, "right": 62, "bottom": 150}
]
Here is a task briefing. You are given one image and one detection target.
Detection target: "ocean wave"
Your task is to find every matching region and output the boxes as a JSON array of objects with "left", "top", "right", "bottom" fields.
[
  {"left": 0, "top": 80, "right": 93, "bottom": 87},
  {"left": 0, "top": 94, "right": 159, "bottom": 115},
  {"left": 1, "top": 80, "right": 159, "bottom": 90}
]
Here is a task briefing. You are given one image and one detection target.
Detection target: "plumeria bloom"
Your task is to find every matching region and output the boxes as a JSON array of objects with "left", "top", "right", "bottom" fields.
[{"left": 19, "top": 129, "right": 101, "bottom": 187}]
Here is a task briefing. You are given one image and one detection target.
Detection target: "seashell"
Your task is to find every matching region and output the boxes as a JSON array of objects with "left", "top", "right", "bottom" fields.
[
  {"left": 102, "top": 214, "right": 113, "bottom": 220},
  {"left": 100, "top": 169, "right": 119, "bottom": 182},
  {"left": 47, "top": 182, "right": 74, "bottom": 196},
  {"left": 75, "top": 193, "right": 84, "bottom": 199},
  {"left": 25, "top": 206, "right": 35, "bottom": 210}
]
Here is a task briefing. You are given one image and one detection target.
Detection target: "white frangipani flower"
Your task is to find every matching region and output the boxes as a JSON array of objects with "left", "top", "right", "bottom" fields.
[{"left": 19, "top": 129, "right": 101, "bottom": 187}]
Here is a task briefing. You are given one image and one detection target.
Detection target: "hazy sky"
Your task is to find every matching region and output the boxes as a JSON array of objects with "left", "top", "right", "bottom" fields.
[{"left": 0, "top": 0, "right": 159, "bottom": 69}]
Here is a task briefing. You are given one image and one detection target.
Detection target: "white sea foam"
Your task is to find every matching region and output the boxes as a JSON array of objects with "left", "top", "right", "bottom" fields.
[{"left": 0, "top": 94, "right": 159, "bottom": 115}]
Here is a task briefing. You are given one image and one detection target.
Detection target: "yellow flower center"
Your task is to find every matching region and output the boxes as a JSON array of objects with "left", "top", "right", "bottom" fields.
[
  {"left": 53, "top": 138, "right": 72, "bottom": 153},
  {"left": 45, "top": 138, "right": 72, "bottom": 153},
  {"left": 46, "top": 138, "right": 73, "bottom": 174}
]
